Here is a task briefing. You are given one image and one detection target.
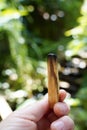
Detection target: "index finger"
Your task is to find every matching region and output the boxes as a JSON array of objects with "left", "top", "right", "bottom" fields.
[{"left": 59, "top": 89, "right": 67, "bottom": 102}]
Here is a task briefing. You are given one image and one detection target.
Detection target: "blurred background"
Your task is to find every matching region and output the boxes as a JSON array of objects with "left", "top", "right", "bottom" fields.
[{"left": 0, "top": 0, "right": 87, "bottom": 129}]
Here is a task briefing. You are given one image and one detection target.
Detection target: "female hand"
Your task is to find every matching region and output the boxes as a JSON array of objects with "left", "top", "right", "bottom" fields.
[{"left": 0, "top": 90, "right": 74, "bottom": 130}]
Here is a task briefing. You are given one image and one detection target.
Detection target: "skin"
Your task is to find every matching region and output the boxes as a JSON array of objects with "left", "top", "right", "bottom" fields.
[{"left": 0, "top": 90, "right": 74, "bottom": 130}]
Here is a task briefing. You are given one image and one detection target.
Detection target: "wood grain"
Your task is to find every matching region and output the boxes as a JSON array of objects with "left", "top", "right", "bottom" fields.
[{"left": 47, "top": 53, "right": 59, "bottom": 109}]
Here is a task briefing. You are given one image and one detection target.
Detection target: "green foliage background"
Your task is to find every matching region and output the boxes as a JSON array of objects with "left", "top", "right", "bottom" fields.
[{"left": 0, "top": 0, "right": 87, "bottom": 129}]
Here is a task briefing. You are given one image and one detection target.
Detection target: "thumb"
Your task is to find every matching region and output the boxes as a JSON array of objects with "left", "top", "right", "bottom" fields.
[{"left": 15, "top": 97, "right": 49, "bottom": 122}]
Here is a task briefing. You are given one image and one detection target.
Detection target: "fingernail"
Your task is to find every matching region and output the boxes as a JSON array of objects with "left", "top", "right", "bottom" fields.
[{"left": 52, "top": 121, "right": 64, "bottom": 130}]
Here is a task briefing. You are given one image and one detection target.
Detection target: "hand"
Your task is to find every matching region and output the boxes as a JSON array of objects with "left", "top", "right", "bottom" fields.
[{"left": 0, "top": 90, "right": 74, "bottom": 130}]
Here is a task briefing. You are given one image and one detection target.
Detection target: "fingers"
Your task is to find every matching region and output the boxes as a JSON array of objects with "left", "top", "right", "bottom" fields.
[
  {"left": 44, "top": 89, "right": 67, "bottom": 102},
  {"left": 47, "top": 96, "right": 70, "bottom": 123},
  {"left": 46, "top": 111, "right": 57, "bottom": 123},
  {"left": 15, "top": 89, "right": 67, "bottom": 123},
  {"left": 47, "top": 101, "right": 70, "bottom": 123},
  {"left": 15, "top": 97, "right": 49, "bottom": 122},
  {"left": 51, "top": 116, "right": 74, "bottom": 130},
  {"left": 53, "top": 102, "right": 70, "bottom": 117},
  {"left": 59, "top": 89, "right": 67, "bottom": 102}
]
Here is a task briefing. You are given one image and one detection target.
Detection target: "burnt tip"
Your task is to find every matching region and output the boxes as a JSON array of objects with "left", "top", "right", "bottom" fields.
[{"left": 48, "top": 53, "right": 57, "bottom": 59}]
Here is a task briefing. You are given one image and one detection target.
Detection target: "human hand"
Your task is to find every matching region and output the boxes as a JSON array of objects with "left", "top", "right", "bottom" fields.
[{"left": 0, "top": 90, "right": 74, "bottom": 130}]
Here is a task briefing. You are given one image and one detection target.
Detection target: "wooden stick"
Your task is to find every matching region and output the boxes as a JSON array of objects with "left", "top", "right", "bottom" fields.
[{"left": 47, "top": 53, "right": 59, "bottom": 109}]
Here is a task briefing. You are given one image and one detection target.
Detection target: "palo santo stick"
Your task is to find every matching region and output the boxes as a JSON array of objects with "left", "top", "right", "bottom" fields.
[{"left": 47, "top": 53, "right": 59, "bottom": 109}]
